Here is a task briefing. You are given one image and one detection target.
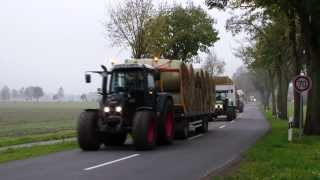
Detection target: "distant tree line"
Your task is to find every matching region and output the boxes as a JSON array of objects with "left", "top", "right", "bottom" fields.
[
  {"left": 1, "top": 86, "right": 44, "bottom": 101},
  {"left": 206, "top": 0, "right": 320, "bottom": 134},
  {"left": 0, "top": 86, "right": 66, "bottom": 101}
]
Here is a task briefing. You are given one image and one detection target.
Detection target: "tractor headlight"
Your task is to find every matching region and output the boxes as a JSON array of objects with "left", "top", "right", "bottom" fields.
[
  {"left": 115, "top": 106, "right": 122, "bottom": 113},
  {"left": 215, "top": 104, "right": 222, "bottom": 109},
  {"left": 104, "top": 107, "right": 111, "bottom": 113}
]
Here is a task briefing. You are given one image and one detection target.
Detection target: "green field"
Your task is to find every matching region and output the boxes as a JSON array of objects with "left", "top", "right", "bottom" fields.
[
  {"left": 0, "top": 101, "right": 97, "bottom": 147},
  {"left": 216, "top": 111, "right": 320, "bottom": 179}
]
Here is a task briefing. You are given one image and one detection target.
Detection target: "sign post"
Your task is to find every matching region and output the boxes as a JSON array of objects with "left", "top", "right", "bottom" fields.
[{"left": 292, "top": 75, "right": 312, "bottom": 140}]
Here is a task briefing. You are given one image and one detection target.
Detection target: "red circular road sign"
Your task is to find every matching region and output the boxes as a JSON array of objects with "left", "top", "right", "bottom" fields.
[{"left": 293, "top": 75, "right": 312, "bottom": 93}]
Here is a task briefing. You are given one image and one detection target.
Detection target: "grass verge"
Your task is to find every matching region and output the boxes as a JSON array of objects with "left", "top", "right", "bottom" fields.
[
  {"left": 0, "top": 130, "right": 76, "bottom": 147},
  {"left": 0, "top": 141, "right": 77, "bottom": 164},
  {"left": 216, "top": 111, "right": 320, "bottom": 180}
]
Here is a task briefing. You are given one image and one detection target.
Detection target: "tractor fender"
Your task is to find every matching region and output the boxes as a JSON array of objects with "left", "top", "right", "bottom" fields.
[{"left": 136, "top": 106, "right": 153, "bottom": 111}]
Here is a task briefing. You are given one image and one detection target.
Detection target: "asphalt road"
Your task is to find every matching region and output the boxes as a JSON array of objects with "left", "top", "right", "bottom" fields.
[{"left": 0, "top": 104, "right": 269, "bottom": 180}]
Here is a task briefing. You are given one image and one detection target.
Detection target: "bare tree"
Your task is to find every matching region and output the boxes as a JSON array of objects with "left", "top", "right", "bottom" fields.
[
  {"left": 1, "top": 86, "right": 10, "bottom": 101},
  {"left": 57, "top": 87, "right": 64, "bottom": 99},
  {"left": 202, "top": 51, "right": 226, "bottom": 76},
  {"left": 106, "top": 0, "right": 154, "bottom": 58},
  {"left": 33, "top": 87, "right": 44, "bottom": 101}
]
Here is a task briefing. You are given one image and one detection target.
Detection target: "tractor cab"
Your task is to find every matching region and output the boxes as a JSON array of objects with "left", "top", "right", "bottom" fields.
[
  {"left": 84, "top": 64, "right": 160, "bottom": 133},
  {"left": 105, "top": 64, "right": 159, "bottom": 124}
]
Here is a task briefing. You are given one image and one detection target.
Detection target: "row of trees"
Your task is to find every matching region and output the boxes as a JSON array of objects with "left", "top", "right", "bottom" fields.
[
  {"left": 0, "top": 86, "right": 65, "bottom": 101},
  {"left": 206, "top": 0, "right": 320, "bottom": 134},
  {"left": 107, "top": 0, "right": 219, "bottom": 62},
  {"left": 1, "top": 86, "right": 44, "bottom": 101}
]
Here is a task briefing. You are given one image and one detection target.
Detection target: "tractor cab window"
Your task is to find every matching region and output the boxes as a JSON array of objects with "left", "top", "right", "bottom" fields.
[
  {"left": 110, "top": 70, "right": 145, "bottom": 93},
  {"left": 216, "top": 90, "right": 228, "bottom": 101},
  {"left": 147, "top": 73, "right": 155, "bottom": 89}
]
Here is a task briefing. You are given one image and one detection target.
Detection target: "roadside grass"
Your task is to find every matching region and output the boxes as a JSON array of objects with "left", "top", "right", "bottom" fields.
[
  {"left": 0, "top": 101, "right": 96, "bottom": 146},
  {"left": 0, "top": 141, "right": 77, "bottom": 164},
  {"left": 0, "top": 130, "right": 75, "bottom": 147},
  {"left": 216, "top": 111, "right": 320, "bottom": 180}
]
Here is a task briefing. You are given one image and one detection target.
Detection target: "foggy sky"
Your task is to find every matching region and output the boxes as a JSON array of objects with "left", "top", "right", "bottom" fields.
[{"left": 0, "top": 0, "right": 244, "bottom": 95}]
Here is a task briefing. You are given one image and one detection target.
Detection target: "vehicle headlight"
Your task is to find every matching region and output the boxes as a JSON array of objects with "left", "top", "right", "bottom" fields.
[
  {"left": 104, "top": 107, "right": 110, "bottom": 113},
  {"left": 115, "top": 106, "right": 122, "bottom": 112},
  {"left": 215, "top": 104, "right": 222, "bottom": 109}
]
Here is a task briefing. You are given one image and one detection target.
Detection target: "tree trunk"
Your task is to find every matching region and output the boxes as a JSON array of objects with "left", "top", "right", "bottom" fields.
[
  {"left": 288, "top": 11, "right": 302, "bottom": 127},
  {"left": 276, "top": 62, "right": 289, "bottom": 120},
  {"left": 301, "top": 10, "right": 320, "bottom": 135},
  {"left": 304, "top": 47, "right": 320, "bottom": 134},
  {"left": 271, "top": 78, "right": 277, "bottom": 116}
]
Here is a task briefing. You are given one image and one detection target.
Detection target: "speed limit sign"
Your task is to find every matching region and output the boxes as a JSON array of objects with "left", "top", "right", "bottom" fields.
[{"left": 293, "top": 75, "right": 312, "bottom": 93}]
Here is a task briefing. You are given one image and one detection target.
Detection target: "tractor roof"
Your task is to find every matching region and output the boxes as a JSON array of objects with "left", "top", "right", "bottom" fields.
[{"left": 112, "top": 63, "right": 155, "bottom": 71}]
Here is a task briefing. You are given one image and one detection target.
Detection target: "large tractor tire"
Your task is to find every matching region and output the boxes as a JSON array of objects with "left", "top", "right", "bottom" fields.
[
  {"left": 175, "top": 118, "right": 189, "bottom": 139},
  {"left": 103, "top": 133, "right": 127, "bottom": 146},
  {"left": 77, "top": 111, "right": 101, "bottom": 151},
  {"left": 132, "top": 110, "right": 157, "bottom": 150},
  {"left": 157, "top": 100, "right": 175, "bottom": 145}
]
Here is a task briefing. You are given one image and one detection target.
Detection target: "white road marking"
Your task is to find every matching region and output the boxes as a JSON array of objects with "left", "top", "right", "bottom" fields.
[
  {"left": 219, "top": 125, "right": 226, "bottom": 129},
  {"left": 188, "top": 134, "right": 203, "bottom": 140},
  {"left": 84, "top": 154, "right": 140, "bottom": 171}
]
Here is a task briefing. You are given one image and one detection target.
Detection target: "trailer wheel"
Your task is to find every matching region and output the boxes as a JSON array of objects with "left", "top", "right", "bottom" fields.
[
  {"left": 227, "top": 112, "right": 233, "bottom": 121},
  {"left": 175, "top": 118, "right": 189, "bottom": 139},
  {"left": 157, "top": 100, "right": 174, "bottom": 145},
  {"left": 196, "top": 118, "right": 208, "bottom": 133},
  {"left": 77, "top": 111, "right": 100, "bottom": 151},
  {"left": 103, "top": 133, "right": 127, "bottom": 146},
  {"left": 132, "top": 110, "right": 157, "bottom": 150},
  {"left": 227, "top": 108, "right": 236, "bottom": 121}
]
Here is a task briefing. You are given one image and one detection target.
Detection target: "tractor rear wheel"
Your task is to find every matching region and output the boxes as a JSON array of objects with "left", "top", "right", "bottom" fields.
[
  {"left": 132, "top": 110, "right": 157, "bottom": 150},
  {"left": 77, "top": 111, "right": 100, "bottom": 151},
  {"left": 157, "top": 100, "right": 174, "bottom": 145}
]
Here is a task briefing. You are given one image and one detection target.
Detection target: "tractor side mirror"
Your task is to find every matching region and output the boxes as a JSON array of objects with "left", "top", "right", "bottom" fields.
[
  {"left": 154, "top": 71, "right": 160, "bottom": 81},
  {"left": 101, "top": 65, "right": 108, "bottom": 72},
  {"left": 85, "top": 74, "right": 91, "bottom": 83}
]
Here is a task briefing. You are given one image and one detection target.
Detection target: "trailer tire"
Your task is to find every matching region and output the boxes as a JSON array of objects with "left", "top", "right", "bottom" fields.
[
  {"left": 196, "top": 118, "right": 208, "bottom": 133},
  {"left": 132, "top": 110, "right": 157, "bottom": 150},
  {"left": 157, "top": 100, "right": 174, "bottom": 145},
  {"left": 227, "top": 112, "right": 233, "bottom": 121},
  {"left": 103, "top": 133, "right": 127, "bottom": 146},
  {"left": 77, "top": 111, "right": 100, "bottom": 151},
  {"left": 175, "top": 118, "right": 189, "bottom": 139}
]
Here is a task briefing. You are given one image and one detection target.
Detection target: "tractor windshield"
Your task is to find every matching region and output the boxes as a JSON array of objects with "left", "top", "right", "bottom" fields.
[
  {"left": 110, "top": 70, "right": 145, "bottom": 93},
  {"left": 216, "top": 91, "right": 228, "bottom": 101}
]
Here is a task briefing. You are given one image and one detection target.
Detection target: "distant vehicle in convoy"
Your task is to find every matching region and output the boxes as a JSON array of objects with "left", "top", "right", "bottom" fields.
[
  {"left": 236, "top": 89, "right": 245, "bottom": 113},
  {"left": 213, "top": 76, "right": 237, "bottom": 121},
  {"left": 77, "top": 59, "right": 215, "bottom": 150}
]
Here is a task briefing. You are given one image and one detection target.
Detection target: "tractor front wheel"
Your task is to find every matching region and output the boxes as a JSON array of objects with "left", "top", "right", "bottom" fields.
[
  {"left": 77, "top": 111, "right": 101, "bottom": 151},
  {"left": 132, "top": 110, "right": 157, "bottom": 150}
]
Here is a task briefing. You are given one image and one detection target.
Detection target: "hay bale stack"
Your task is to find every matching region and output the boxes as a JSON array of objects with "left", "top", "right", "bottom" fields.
[
  {"left": 125, "top": 59, "right": 215, "bottom": 114},
  {"left": 211, "top": 77, "right": 216, "bottom": 112},
  {"left": 214, "top": 76, "right": 233, "bottom": 85}
]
